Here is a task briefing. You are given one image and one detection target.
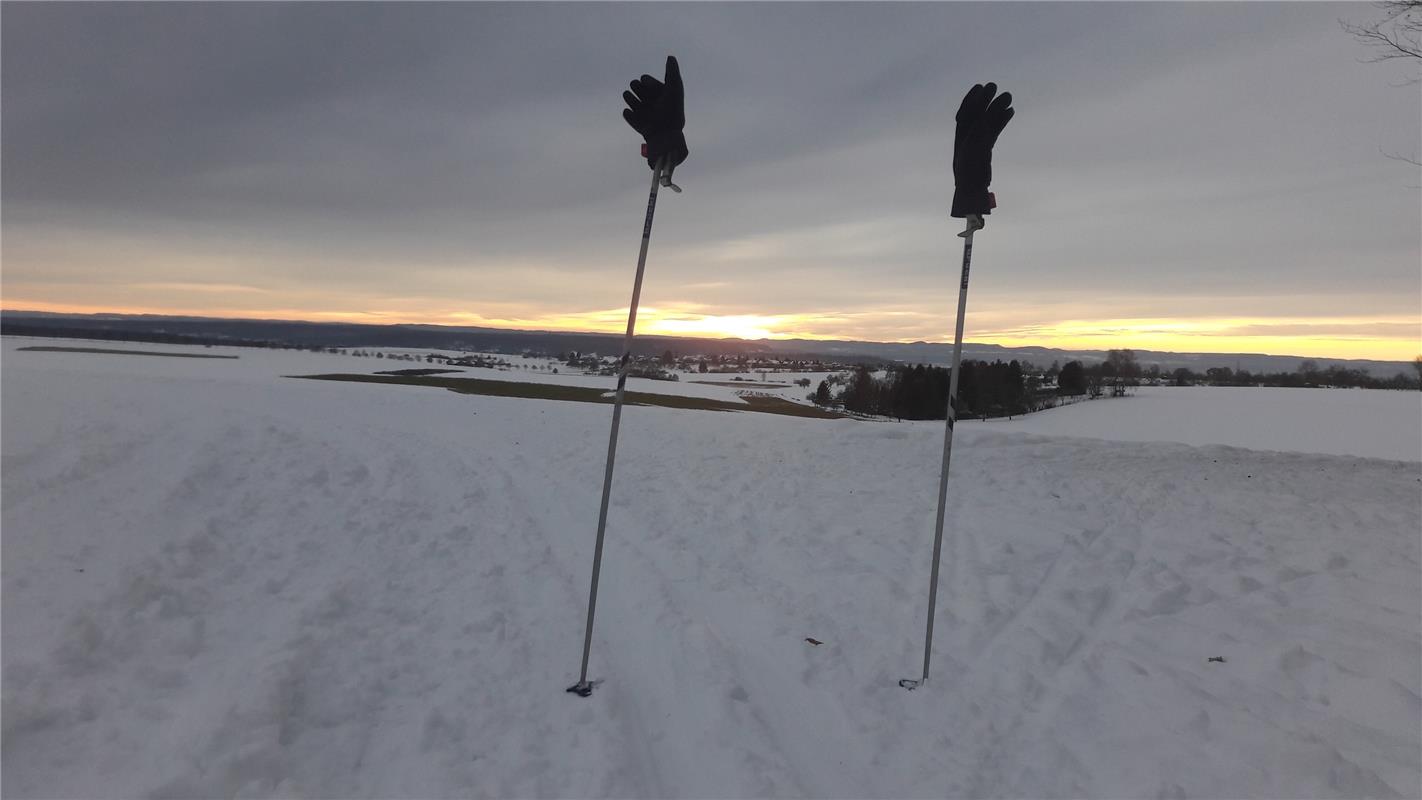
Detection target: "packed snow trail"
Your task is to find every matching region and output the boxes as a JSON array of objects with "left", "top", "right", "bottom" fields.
[{"left": 3, "top": 343, "right": 1419, "bottom": 798}]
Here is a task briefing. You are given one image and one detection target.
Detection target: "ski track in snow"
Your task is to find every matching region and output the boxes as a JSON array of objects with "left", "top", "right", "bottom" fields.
[{"left": 3, "top": 341, "right": 1420, "bottom": 798}]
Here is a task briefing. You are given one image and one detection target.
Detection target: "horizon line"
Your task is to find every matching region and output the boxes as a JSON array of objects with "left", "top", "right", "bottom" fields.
[{"left": 3, "top": 306, "right": 1417, "bottom": 367}]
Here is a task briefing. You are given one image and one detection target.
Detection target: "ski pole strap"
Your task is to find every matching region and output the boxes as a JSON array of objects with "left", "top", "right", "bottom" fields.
[
  {"left": 658, "top": 155, "right": 681, "bottom": 193},
  {"left": 639, "top": 150, "right": 681, "bottom": 193}
]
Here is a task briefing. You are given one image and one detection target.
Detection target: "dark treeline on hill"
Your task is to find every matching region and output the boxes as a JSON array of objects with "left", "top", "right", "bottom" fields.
[
  {"left": 0, "top": 323, "right": 276, "bottom": 350},
  {"left": 1052, "top": 350, "right": 1420, "bottom": 394},
  {"left": 0, "top": 314, "right": 893, "bottom": 363},
  {"left": 833, "top": 361, "right": 1035, "bottom": 420},
  {"left": 1161, "top": 360, "right": 1419, "bottom": 391},
  {"left": 823, "top": 349, "right": 1420, "bottom": 421}
]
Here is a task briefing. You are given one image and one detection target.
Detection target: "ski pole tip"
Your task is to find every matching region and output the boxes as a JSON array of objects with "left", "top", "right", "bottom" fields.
[{"left": 566, "top": 679, "right": 602, "bottom": 697}]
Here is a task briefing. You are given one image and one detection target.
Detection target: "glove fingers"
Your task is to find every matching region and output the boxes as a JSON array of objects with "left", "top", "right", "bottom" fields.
[
  {"left": 984, "top": 90, "right": 1013, "bottom": 119},
  {"left": 622, "top": 90, "right": 643, "bottom": 113},
  {"left": 955, "top": 83, "right": 985, "bottom": 122},
  {"left": 664, "top": 56, "right": 683, "bottom": 104},
  {"left": 630, "top": 78, "right": 661, "bottom": 105},
  {"left": 979, "top": 91, "right": 1013, "bottom": 141},
  {"left": 664, "top": 56, "right": 682, "bottom": 91},
  {"left": 988, "top": 105, "right": 1015, "bottom": 140},
  {"left": 622, "top": 107, "right": 639, "bottom": 130},
  {"left": 956, "top": 82, "right": 994, "bottom": 123}
]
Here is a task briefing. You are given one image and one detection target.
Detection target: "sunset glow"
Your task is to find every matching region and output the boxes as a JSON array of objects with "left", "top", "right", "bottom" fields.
[
  {"left": 6, "top": 296, "right": 1418, "bottom": 363},
  {"left": 968, "top": 316, "right": 1422, "bottom": 362},
  {"left": 4, "top": 3, "right": 1417, "bottom": 372}
]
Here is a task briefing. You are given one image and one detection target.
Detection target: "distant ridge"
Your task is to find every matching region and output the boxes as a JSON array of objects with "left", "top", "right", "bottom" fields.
[{"left": 2, "top": 309, "right": 1414, "bottom": 378}]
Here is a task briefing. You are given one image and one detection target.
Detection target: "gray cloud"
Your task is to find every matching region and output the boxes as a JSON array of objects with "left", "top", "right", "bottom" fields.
[{"left": 2, "top": 2, "right": 1418, "bottom": 353}]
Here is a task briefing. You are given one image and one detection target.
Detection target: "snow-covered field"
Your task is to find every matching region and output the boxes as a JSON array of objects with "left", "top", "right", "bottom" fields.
[
  {"left": 996, "top": 385, "right": 1422, "bottom": 462},
  {"left": 0, "top": 340, "right": 763, "bottom": 405},
  {"left": 3, "top": 338, "right": 1419, "bottom": 798}
]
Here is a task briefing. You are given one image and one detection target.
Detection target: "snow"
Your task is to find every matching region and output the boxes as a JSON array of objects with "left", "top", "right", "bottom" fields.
[
  {"left": 685, "top": 371, "right": 839, "bottom": 404},
  {"left": 3, "top": 338, "right": 1419, "bottom": 798},
  {"left": 992, "top": 385, "right": 1422, "bottom": 462},
  {"left": 0, "top": 338, "right": 753, "bottom": 403}
]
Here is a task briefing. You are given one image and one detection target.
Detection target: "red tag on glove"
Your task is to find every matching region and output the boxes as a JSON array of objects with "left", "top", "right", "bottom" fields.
[
  {"left": 989, "top": 192, "right": 997, "bottom": 209},
  {"left": 640, "top": 143, "right": 648, "bottom": 158}
]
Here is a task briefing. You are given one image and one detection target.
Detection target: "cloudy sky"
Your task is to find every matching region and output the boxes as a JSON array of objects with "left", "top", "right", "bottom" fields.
[{"left": 3, "top": 2, "right": 1419, "bottom": 359}]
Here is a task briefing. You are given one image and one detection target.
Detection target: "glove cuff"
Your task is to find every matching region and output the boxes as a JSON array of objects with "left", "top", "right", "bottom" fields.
[
  {"left": 645, "top": 131, "right": 689, "bottom": 170},
  {"left": 951, "top": 187, "right": 993, "bottom": 218}
]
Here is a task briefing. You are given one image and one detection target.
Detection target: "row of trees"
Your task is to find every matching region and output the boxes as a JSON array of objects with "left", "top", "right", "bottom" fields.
[
  {"left": 818, "top": 360, "right": 1033, "bottom": 420},
  {"left": 1054, "top": 350, "right": 1140, "bottom": 398},
  {"left": 1163, "top": 361, "right": 1419, "bottom": 391},
  {"left": 1049, "top": 350, "right": 1421, "bottom": 394},
  {"left": 814, "top": 348, "right": 1421, "bottom": 422}
]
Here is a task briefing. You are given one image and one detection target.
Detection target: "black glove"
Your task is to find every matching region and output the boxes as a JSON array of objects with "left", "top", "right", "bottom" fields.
[
  {"left": 622, "top": 56, "right": 689, "bottom": 180},
  {"left": 951, "top": 82, "right": 1014, "bottom": 218}
]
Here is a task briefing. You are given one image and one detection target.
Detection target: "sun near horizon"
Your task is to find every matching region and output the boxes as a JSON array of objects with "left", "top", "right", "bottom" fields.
[
  {"left": 5, "top": 299, "right": 1418, "bottom": 363},
  {"left": 4, "top": 4, "right": 1418, "bottom": 377}
]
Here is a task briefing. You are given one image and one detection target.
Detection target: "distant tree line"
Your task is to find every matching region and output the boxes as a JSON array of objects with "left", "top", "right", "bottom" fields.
[
  {"left": 821, "top": 360, "right": 1035, "bottom": 420},
  {"left": 1051, "top": 349, "right": 1142, "bottom": 398},
  {"left": 1161, "top": 359, "right": 1419, "bottom": 391},
  {"left": 1047, "top": 350, "right": 1420, "bottom": 393},
  {"left": 816, "top": 351, "right": 1145, "bottom": 420},
  {"left": 814, "top": 348, "right": 1420, "bottom": 422},
  {"left": 0, "top": 322, "right": 280, "bottom": 350}
]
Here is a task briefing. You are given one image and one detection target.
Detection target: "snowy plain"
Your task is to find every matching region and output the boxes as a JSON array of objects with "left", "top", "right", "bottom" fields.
[
  {"left": 994, "top": 385, "right": 1422, "bottom": 462},
  {"left": 3, "top": 338, "right": 1419, "bottom": 799}
]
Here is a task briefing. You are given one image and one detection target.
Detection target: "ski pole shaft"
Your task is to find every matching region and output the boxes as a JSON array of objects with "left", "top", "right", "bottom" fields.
[
  {"left": 915, "top": 215, "right": 979, "bottom": 687},
  {"left": 572, "top": 160, "right": 666, "bottom": 695}
]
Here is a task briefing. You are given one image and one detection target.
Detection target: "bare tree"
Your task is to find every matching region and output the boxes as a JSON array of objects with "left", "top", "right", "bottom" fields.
[
  {"left": 1343, "top": 1, "right": 1422, "bottom": 165},
  {"left": 1104, "top": 348, "right": 1141, "bottom": 395},
  {"left": 1105, "top": 348, "right": 1140, "bottom": 379},
  {"left": 1343, "top": 1, "right": 1422, "bottom": 66}
]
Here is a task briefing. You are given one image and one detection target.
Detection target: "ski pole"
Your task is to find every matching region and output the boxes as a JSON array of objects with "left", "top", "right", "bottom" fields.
[
  {"left": 900, "top": 81, "right": 1012, "bottom": 691},
  {"left": 568, "top": 158, "right": 667, "bottom": 698},
  {"left": 901, "top": 213, "right": 984, "bottom": 691}
]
